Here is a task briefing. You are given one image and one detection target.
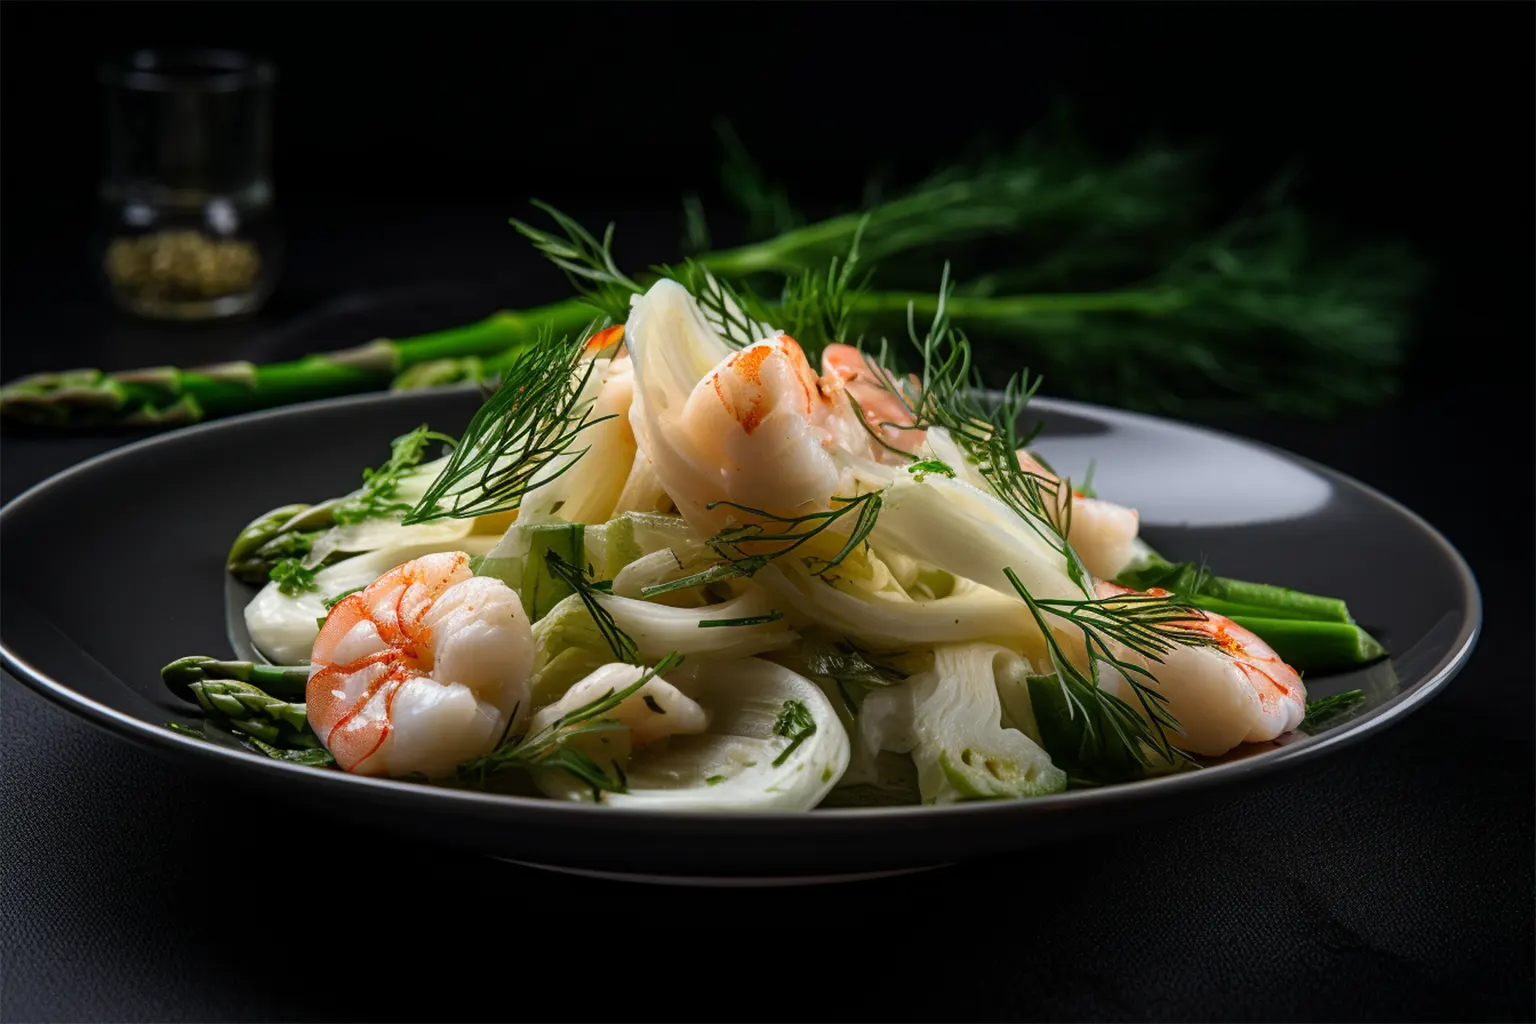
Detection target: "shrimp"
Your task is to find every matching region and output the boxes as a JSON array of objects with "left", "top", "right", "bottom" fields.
[
  {"left": 626, "top": 281, "right": 890, "bottom": 533},
  {"left": 821, "top": 343, "right": 926, "bottom": 459},
  {"left": 307, "top": 551, "right": 535, "bottom": 777},
  {"left": 1016, "top": 450, "right": 1141, "bottom": 581},
  {"left": 675, "top": 332, "right": 874, "bottom": 512},
  {"left": 1095, "top": 581, "right": 1306, "bottom": 756}
]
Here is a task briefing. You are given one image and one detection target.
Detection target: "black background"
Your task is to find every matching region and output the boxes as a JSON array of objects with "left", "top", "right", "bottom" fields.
[{"left": 2, "top": 4, "right": 1533, "bottom": 1022}]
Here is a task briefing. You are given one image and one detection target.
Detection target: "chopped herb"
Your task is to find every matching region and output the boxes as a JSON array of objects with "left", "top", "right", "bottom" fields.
[
  {"left": 705, "top": 774, "right": 727, "bottom": 786},
  {"left": 269, "top": 558, "right": 319, "bottom": 596},
  {"left": 771, "top": 699, "right": 818, "bottom": 766},
  {"left": 698, "top": 611, "right": 784, "bottom": 628},
  {"left": 821, "top": 765, "right": 834, "bottom": 782},
  {"left": 907, "top": 458, "right": 956, "bottom": 481}
]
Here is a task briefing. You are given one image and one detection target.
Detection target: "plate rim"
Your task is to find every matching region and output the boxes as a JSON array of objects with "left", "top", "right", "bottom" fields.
[{"left": 0, "top": 387, "right": 1484, "bottom": 830}]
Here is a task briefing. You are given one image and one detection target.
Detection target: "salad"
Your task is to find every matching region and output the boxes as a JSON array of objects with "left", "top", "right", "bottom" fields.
[{"left": 164, "top": 256, "right": 1383, "bottom": 810}]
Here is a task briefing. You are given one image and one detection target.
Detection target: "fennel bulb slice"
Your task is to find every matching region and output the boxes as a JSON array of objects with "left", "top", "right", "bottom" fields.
[
  {"left": 903, "top": 643, "right": 1066, "bottom": 803},
  {"left": 532, "top": 657, "right": 850, "bottom": 811}
]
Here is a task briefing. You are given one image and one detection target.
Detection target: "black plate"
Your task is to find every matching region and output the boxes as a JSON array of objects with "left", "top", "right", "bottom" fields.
[{"left": 0, "top": 390, "right": 1480, "bottom": 881}]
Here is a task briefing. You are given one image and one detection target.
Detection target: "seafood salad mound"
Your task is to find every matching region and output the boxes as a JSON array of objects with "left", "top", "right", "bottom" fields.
[{"left": 171, "top": 275, "right": 1384, "bottom": 810}]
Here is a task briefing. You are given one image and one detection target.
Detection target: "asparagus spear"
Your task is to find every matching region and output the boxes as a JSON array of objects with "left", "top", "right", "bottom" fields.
[
  {"left": 1225, "top": 616, "right": 1385, "bottom": 676},
  {"left": 1116, "top": 552, "right": 1354, "bottom": 624},
  {"left": 162, "top": 656, "right": 311, "bottom": 701},
  {"left": 181, "top": 678, "right": 319, "bottom": 749},
  {"left": 1114, "top": 549, "right": 1386, "bottom": 671},
  {"left": 0, "top": 303, "right": 596, "bottom": 429}
]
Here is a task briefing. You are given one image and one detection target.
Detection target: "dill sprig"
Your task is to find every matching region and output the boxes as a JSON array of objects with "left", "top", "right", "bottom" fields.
[
  {"left": 710, "top": 492, "right": 884, "bottom": 577},
  {"left": 652, "top": 259, "right": 778, "bottom": 349},
  {"left": 639, "top": 493, "right": 883, "bottom": 598},
  {"left": 403, "top": 324, "right": 613, "bottom": 523},
  {"left": 461, "top": 652, "right": 686, "bottom": 795},
  {"left": 1006, "top": 568, "right": 1204, "bottom": 769},
  {"left": 849, "top": 266, "right": 1220, "bottom": 771},
  {"left": 334, "top": 424, "right": 455, "bottom": 526},
  {"left": 510, "top": 200, "right": 640, "bottom": 322},
  {"left": 1301, "top": 688, "right": 1366, "bottom": 733},
  {"left": 543, "top": 549, "right": 641, "bottom": 664},
  {"left": 785, "top": 637, "right": 907, "bottom": 719},
  {"left": 773, "top": 216, "right": 873, "bottom": 363}
]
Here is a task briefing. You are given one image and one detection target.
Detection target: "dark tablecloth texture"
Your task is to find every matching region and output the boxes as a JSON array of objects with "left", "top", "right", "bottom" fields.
[{"left": 2, "top": 207, "right": 1532, "bottom": 1023}]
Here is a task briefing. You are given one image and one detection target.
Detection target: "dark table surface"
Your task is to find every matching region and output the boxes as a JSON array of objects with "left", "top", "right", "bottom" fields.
[{"left": 2, "top": 206, "right": 1532, "bottom": 1023}]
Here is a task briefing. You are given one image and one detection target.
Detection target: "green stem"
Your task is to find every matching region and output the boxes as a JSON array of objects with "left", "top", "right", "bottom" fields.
[
  {"left": 1228, "top": 616, "right": 1386, "bottom": 675},
  {"left": 1183, "top": 594, "right": 1326, "bottom": 623},
  {"left": 162, "top": 656, "right": 311, "bottom": 701},
  {"left": 169, "top": 677, "right": 322, "bottom": 749},
  {"left": 1116, "top": 552, "right": 1353, "bottom": 624},
  {"left": 698, "top": 212, "right": 872, "bottom": 277},
  {"left": 0, "top": 299, "right": 598, "bottom": 428},
  {"left": 853, "top": 288, "right": 1191, "bottom": 319}
]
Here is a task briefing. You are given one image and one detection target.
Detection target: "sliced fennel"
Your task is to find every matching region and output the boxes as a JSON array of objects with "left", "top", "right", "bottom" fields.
[
  {"left": 244, "top": 536, "right": 499, "bottom": 664},
  {"left": 756, "top": 560, "right": 1039, "bottom": 652},
  {"left": 532, "top": 587, "right": 795, "bottom": 667},
  {"left": 516, "top": 355, "right": 639, "bottom": 526},
  {"left": 531, "top": 657, "right": 850, "bottom": 811},
  {"left": 483, "top": 511, "right": 700, "bottom": 594},
  {"left": 886, "top": 643, "right": 1066, "bottom": 804}
]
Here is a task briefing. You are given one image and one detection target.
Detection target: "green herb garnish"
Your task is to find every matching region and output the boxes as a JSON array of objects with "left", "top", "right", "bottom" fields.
[
  {"left": 771, "top": 699, "right": 818, "bottom": 767},
  {"left": 269, "top": 558, "right": 319, "bottom": 596}
]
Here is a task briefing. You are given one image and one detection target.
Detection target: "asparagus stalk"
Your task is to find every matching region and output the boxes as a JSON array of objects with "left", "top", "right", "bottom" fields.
[
  {"left": 162, "top": 656, "right": 311, "bottom": 701},
  {"left": 179, "top": 678, "right": 319, "bottom": 749},
  {"left": 1225, "top": 616, "right": 1385, "bottom": 676},
  {"left": 0, "top": 301, "right": 595, "bottom": 428},
  {"left": 1116, "top": 552, "right": 1354, "bottom": 624}
]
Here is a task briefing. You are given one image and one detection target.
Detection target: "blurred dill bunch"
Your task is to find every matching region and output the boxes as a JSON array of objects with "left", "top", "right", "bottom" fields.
[{"left": 694, "top": 115, "right": 1425, "bottom": 418}]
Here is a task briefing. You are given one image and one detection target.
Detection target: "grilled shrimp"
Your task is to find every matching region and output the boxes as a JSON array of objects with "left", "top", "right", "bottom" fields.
[
  {"left": 1096, "top": 581, "right": 1306, "bottom": 756},
  {"left": 307, "top": 551, "right": 535, "bottom": 777}
]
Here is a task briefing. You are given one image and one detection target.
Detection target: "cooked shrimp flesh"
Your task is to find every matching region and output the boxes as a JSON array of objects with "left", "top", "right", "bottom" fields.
[{"left": 307, "top": 551, "right": 535, "bottom": 777}]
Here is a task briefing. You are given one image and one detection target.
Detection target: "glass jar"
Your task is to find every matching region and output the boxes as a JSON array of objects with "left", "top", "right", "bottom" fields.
[{"left": 97, "top": 50, "right": 279, "bottom": 321}]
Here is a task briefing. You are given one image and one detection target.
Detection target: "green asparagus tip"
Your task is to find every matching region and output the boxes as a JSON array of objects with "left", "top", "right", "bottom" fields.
[
  {"left": 162, "top": 655, "right": 218, "bottom": 701},
  {"left": 226, "top": 503, "right": 313, "bottom": 567},
  {"left": 1356, "top": 626, "right": 1386, "bottom": 663}
]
